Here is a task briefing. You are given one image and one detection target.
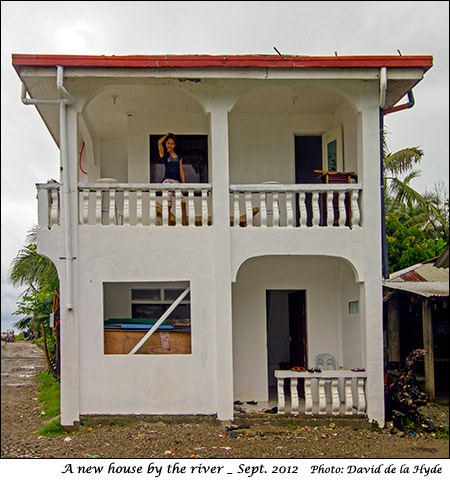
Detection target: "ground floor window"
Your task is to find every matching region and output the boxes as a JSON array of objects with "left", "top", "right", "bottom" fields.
[{"left": 103, "top": 281, "right": 191, "bottom": 355}]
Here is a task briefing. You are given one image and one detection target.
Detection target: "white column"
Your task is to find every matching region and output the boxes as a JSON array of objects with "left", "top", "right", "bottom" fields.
[
  {"left": 359, "top": 100, "right": 385, "bottom": 427},
  {"left": 210, "top": 106, "right": 234, "bottom": 421},
  {"left": 60, "top": 106, "right": 80, "bottom": 428}
]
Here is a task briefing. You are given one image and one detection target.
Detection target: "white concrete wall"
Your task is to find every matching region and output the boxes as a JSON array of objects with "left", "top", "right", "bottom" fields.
[
  {"left": 126, "top": 113, "right": 209, "bottom": 183},
  {"left": 232, "top": 255, "right": 356, "bottom": 401},
  {"left": 76, "top": 227, "right": 218, "bottom": 415},
  {"left": 229, "top": 113, "right": 335, "bottom": 184},
  {"left": 340, "top": 264, "right": 363, "bottom": 369},
  {"left": 36, "top": 74, "right": 386, "bottom": 424},
  {"left": 100, "top": 139, "right": 128, "bottom": 182}
]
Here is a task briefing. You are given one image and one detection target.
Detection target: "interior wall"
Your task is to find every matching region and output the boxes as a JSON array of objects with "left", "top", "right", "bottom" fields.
[
  {"left": 340, "top": 264, "right": 363, "bottom": 368},
  {"left": 100, "top": 139, "right": 128, "bottom": 182},
  {"left": 228, "top": 113, "right": 335, "bottom": 184},
  {"left": 335, "top": 100, "right": 358, "bottom": 174},
  {"left": 126, "top": 113, "right": 209, "bottom": 183}
]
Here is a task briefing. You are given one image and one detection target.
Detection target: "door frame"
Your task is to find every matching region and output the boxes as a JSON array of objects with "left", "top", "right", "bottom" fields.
[{"left": 266, "top": 289, "right": 308, "bottom": 390}]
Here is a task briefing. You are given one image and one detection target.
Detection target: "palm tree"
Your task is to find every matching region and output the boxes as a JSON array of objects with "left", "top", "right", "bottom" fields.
[
  {"left": 383, "top": 146, "right": 449, "bottom": 244},
  {"left": 8, "top": 226, "right": 60, "bottom": 376}
]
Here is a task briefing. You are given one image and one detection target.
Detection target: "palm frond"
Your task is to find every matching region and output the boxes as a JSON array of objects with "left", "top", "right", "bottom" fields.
[{"left": 384, "top": 147, "right": 424, "bottom": 175}]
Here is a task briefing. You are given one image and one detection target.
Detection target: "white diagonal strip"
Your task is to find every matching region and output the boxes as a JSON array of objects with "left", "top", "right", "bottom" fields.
[{"left": 128, "top": 286, "right": 190, "bottom": 355}]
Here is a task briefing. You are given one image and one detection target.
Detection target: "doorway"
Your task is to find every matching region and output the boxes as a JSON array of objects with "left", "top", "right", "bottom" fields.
[
  {"left": 294, "top": 136, "right": 322, "bottom": 184},
  {"left": 266, "top": 290, "right": 307, "bottom": 392}
]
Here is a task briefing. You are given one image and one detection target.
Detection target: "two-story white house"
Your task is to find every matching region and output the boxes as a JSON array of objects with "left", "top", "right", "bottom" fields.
[{"left": 12, "top": 53, "right": 432, "bottom": 429}]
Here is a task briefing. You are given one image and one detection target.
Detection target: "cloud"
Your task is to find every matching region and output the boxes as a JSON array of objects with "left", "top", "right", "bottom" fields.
[{"left": 1, "top": 0, "right": 449, "bottom": 329}]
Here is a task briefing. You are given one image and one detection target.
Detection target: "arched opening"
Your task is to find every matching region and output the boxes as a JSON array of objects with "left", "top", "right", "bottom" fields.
[
  {"left": 232, "top": 254, "right": 362, "bottom": 407},
  {"left": 80, "top": 84, "right": 209, "bottom": 183},
  {"left": 229, "top": 84, "right": 359, "bottom": 185}
]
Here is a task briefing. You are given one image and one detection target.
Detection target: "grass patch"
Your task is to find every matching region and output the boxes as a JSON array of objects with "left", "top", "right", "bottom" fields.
[
  {"left": 37, "top": 418, "right": 65, "bottom": 437},
  {"left": 35, "top": 372, "right": 64, "bottom": 436}
]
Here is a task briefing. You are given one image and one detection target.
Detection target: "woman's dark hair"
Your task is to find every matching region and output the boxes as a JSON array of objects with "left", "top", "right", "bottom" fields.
[{"left": 165, "top": 133, "right": 177, "bottom": 147}]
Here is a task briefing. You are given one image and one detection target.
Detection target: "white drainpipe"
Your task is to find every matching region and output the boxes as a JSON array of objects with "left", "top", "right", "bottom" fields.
[
  {"left": 379, "top": 67, "right": 387, "bottom": 109},
  {"left": 21, "top": 66, "right": 75, "bottom": 309}
]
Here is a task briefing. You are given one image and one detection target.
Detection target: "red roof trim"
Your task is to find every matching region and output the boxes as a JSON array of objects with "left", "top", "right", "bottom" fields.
[{"left": 12, "top": 54, "right": 433, "bottom": 72}]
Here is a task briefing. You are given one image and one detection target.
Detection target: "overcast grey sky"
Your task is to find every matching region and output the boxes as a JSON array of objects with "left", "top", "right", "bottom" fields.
[{"left": 1, "top": 1, "right": 449, "bottom": 332}]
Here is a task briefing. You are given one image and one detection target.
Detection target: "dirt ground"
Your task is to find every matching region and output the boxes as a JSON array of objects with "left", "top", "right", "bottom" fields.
[{"left": 1, "top": 341, "right": 449, "bottom": 460}]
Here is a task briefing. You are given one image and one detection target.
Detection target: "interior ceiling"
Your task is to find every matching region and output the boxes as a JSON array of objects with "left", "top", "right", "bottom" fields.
[{"left": 22, "top": 74, "right": 421, "bottom": 145}]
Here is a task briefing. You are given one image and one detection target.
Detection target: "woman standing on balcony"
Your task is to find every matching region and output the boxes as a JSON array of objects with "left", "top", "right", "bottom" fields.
[
  {"left": 158, "top": 133, "right": 186, "bottom": 224},
  {"left": 158, "top": 133, "right": 186, "bottom": 184}
]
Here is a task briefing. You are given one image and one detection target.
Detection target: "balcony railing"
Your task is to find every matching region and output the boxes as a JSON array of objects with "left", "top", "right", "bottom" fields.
[
  {"left": 275, "top": 369, "right": 367, "bottom": 416},
  {"left": 229, "top": 184, "right": 362, "bottom": 228},
  {"left": 37, "top": 182, "right": 60, "bottom": 229},
  {"left": 78, "top": 183, "right": 213, "bottom": 227},
  {"left": 36, "top": 182, "right": 363, "bottom": 230}
]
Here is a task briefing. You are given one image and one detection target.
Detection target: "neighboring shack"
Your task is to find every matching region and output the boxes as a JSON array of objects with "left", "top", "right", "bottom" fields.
[{"left": 383, "top": 247, "right": 449, "bottom": 402}]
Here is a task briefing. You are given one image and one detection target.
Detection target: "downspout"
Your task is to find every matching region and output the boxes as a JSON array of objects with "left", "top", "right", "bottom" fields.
[
  {"left": 379, "top": 67, "right": 389, "bottom": 279},
  {"left": 21, "top": 66, "right": 75, "bottom": 309},
  {"left": 379, "top": 67, "right": 415, "bottom": 279}
]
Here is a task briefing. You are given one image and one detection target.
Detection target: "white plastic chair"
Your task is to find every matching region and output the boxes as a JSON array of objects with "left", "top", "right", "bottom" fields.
[{"left": 315, "top": 353, "right": 337, "bottom": 370}]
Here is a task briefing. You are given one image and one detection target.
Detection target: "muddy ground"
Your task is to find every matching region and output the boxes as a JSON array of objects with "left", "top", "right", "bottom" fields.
[{"left": 1, "top": 341, "right": 449, "bottom": 460}]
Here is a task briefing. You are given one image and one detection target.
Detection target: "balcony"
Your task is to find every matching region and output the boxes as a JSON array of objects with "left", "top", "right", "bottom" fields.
[{"left": 36, "top": 182, "right": 362, "bottom": 230}]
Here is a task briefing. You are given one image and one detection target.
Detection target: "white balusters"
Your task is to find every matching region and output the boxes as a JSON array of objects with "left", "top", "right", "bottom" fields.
[
  {"left": 149, "top": 190, "right": 157, "bottom": 226},
  {"left": 233, "top": 192, "right": 240, "bottom": 227},
  {"left": 82, "top": 189, "right": 89, "bottom": 225},
  {"left": 299, "top": 192, "right": 307, "bottom": 227},
  {"left": 161, "top": 191, "right": 169, "bottom": 226},
  {"left": 338, "top": 191, "right": 346, "bottom": 227},
  {"left": 312, "top": 191, "right": 320, "bottom": 228},
  {"left": 272, "top": 192, "right": 280, "bottom": 227},
  {"left": 136, "top": 190, "right": 143, "bottom": 226},
  {"left": 304, "top": 378, "right": 313, "bottom": 414},
  {"left": 274, "top": 370, "right": 366, "bottom": 416},
  {"left": 109, "top": 189, "right": 116, "bottom": 225},
  {"left": 201, "top": 189, "right": 209, "bottom": 226},
  {"left": 50, "top": 188, "right": 60, "bottom": 227},
  {"left": 286, "top": 192, "right": 294, "bottom": 227},
  {"left": 229, "top": 184, "right": 362, "bottom": 230},
  {"left": 344, "top": 377, "right": 353, "bottom": 415},
  {"left": 356, "top": 378, "right": 366, "bottom": 414},
  {"left": 318, "top": 378, "right": 327, "bottom": 414},
  {"left": 290, "top": 378, "right": 299, "bottom": 413},
  {"left": 95, "top": 190, "right": 102, "bottom": 225},
  {"left": 187, "top": 190, "right": 195, "bottom": 227},
  {"left": 260, "top": 192, "right": 267, "bottom": 227},
  {"left": 330, "top": 378, "right": 340, "bottom": 415},
  {"left": 245, "top": 192, "right": 253, "bottom": 227},
  {"left": 277, "top": 378, "right": 285, "bottom": 414},
  {"left": 351, "top": 190, "right": 361, "bottom": 227},
  {"left": 123, "top": 190, "right": 130, "bottom": 225},
  {"left": 174, "top": 190, "right": 182, "bottom": 226},
  {"left": 327, "top": 192, "right": 334, "bottom": 227}
]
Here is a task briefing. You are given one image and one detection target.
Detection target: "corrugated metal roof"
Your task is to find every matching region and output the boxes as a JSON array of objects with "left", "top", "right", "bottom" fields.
[
  {"left": 399, "top": 270, "right": 427, "bottom": 282},
  {"left": 383, "top": 281, "right": 448, "bottom": 298},
  {"left": 384, "top": 249, "right": 449, "bottom": 297},
  {"left": 388, "top": 262, "right": 449, "bottom": 283}
]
